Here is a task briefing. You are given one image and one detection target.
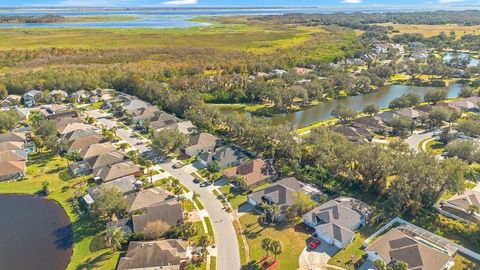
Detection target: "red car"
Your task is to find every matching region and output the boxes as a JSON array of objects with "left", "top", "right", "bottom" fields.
[{"left": 309, "top": 239, "right": 321, "bottom": 249}]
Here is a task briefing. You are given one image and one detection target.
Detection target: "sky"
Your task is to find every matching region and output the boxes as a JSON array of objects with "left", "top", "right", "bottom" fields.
[{"left": 2, "top": 0, "right": 480, "bottom": 8}]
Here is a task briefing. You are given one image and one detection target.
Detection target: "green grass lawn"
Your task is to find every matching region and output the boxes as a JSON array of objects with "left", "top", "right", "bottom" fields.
[
  {"left": 328, "top": 225, "right": 379, "bottom": 269},
  {"left": 182, "top": 199, "right": 196, "bottom": 213},
  {"left": 239, "top": 212, "right": 311, "bottom": 270},
  {"left": 210, "top": 256, "right": 217, "bottom": 270},
  {"left": 198, "top": 168, "right": 223, "bottom": 182},
  {"left": 204, "top": 217, "right": 215, "bottom": 242},
  {"left": 452, "top": 254, "right": 480, "bottom": 270},
  {"left": 0, "top": 152, "right": 120, "bottom": 270},
  {"left": 219, "top": 183, "right": 270, "bottom": 210},
  {"left": 194, "top": 196, "right": 205, "bottom": 210},
  {"left": 233, "top": 219, "right": 248, "bottom": 266},
  {"left": 425, "top": 140, "right": 446, "bottom": 155}
]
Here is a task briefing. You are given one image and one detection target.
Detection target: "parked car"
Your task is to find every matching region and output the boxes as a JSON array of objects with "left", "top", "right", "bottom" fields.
[
  {"left": 172, "top": 162, "right": 184, "bottom": 169},
  {"left": 308, "top": 239, "right": 321, "bottom": 250},
  {"left": 136, "top": 141, "right": 144, "bottom": 145}
]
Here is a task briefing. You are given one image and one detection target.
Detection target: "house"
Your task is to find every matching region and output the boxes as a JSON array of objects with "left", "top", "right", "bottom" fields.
[
  {"left": 131, "top": 200, "right": 183, "bottom": 233},
  {"left": 352, "top": 116, "right": 388, "bottom": 133},
  {"left": 130, "top": 106, "right": 162, "bottom": 124},
  {"left": 46, "top": 110, "right": 78, "bottom": 121},
  {"left": 365, "top": 227, "right": 453, "bottom": 270},
  {"left": 22, "top": 90, "right": 41, "bottom": 107},
  {"left": 82, "top": 175, "right": 138, "bottom": 206},
  {"left": 54, "top": 117, "right": 84, "bottom": 131},
  {"left": 164, "top": 120, "right": 197, "bottom": 135},
  {"left": 441, "top": 189, "right": 480, "bottom": 221},
  {"left": 294, "top": 67, "right": 314, "bottom": 75},
  {"left": 248, "top": 177, "right": 322, "bottom": 221},
  {"left": 67, "top": 134, "right": 104, "bottom": 152},
  {"left": 376, "top": 111, "right": 399, "bottom": 125},
  {"left": 0, "top": 150, "right": 27, "bottom": 162},
  {"left": 48, "top": 90, "right": 68, "bottom": 102},
  {"left": 372, "top": 42, "right": 389, "bottom": 54},
  {"left": 95, "top": 161, "right": 142, "bottom": 183},
  {"left": 126, "top": 187, "right": 174, "bottom": 212},
  {"left": 79, "top": 143, "right": 116, "bottom": 159},
  {"left": 0, "top": 132, "right": 26, "bottom": 143},
  {"left": 116, "top": 239, "right": 188, "bottom": 270},
  {"left": 0, "top": 141, "right": 24, "bottom": 152},
  {"left": 394, "top": 108, "right": 426, "bottom": 121},
  {"left": 223, "top": 159, "right": 277, "bottom": 187},
  {"left": 332, "top": 126, "right": 372, "bottom": 144},
  {"left": 64, "top": 129, "right": 98, "bottom": 142},
  {"left": 184, "top": 133, "right": 220, "bottom": 157},
  {"left": 149, "top": 113, "right": 180, "bottom": 131},
  {"left": 0, "top": 161, "right": 26, "bottom": 181},
  {"left": 57, "top": 122, "right": 93, "bottom": 135},
  {"left": 88, "top": 151, "right": 127, "bottom": 173},
  {"left": 68, "top": 160, "right": 92, "bottom": 177},
  {"left": 198, "top": 146, "right": 247, "bottom": 169},
  {"left": 14, "top": 108, "right": 30, "bottom": 120},
  {"left": 303, "top": 197, "right": 371, "bottom": 249},
  {"left": 0, "top": 95, "right": 21, "bottom": 107},
  {"left": 70, "top": 90, "right": 90, "bottom": 103},
  {"left": 270, "top": 69, "right": 287, "bottom": 77},
  {"left": 123, "top": 99, "right": 150, "bottom": 114}
]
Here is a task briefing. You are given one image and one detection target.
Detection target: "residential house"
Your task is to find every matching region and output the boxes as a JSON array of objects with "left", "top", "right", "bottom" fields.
[
  {"left": 0, "top": 132, "right": 26, "bottom": 143},
  {"left": 0, "top": 150, "right": 27, "bottom": 162},
  {"left": 248, "top": 177, "right": 322, "bottom": 221},
  {"left": 57, "top": 122, "right": 93, "bottom": 135},
  {"left": 89, "top": 151, "right": 127, "bottom": 175},
  {"left": 123, "top": 99, "right": 150, "bottom": 114},
  {"left": 70, "top": 90, "right": 90, "bottom": 103},
  {"left": 352, "top": 116, "right": 388, "bottom": 133},
  {"left": 46, "top": 110, "right": 78, "bottom": 121},
  {"left": 79, "top": 143, "right": 116, "bottom": 160},
  {"left": 198, "top": 146, "right": 247, "bottom": 169},
  {"left": 376, "top": 111, "right": 398, "bottom": 125},
  {"left": 22, "top": 90, "right": 41, "bottom": 107},
  {"left": 332, "top": 126, "right": 372, "bottom": 144},
  {"left": 14, "top": 108, "right": 30, "bottom": 120},
  {"left": 164, "top": 120, "right": 197, "bottom": 135},
  {"left": 0, "top": 161, "right": 26, "bottom": 181},
  {"left": 270, "top": 69, "right": 287, "bottom": 77},
  {"left": 116, "top": 239, "right": 188, "bottom": 270},
  {"left": 365, "top": 227, "right": 453, "bottom": 270},
  {"left": 0, "top": 141, "right": 24, "bottom": 152},
  {"left": 54, "top": 117, "right": 84, "bottom": 131},
  {"left": 131, "top": 200, "right": 183, "bottom": 233},
  {"left": 303, "top": 197, "right": 371, "bottom": 249},
  {"left": 149, "top": 113, "right": 180, "bottom": 131},
  {"left": 441, "top": 189, "right": 480, "bottom": 222},
  {"left": 372, "top": 42, "right": 389, "bottom": 54},
  {"left": 48, "top": 90, "right": 68, "bottom": 102},
  {"left": 125, "top": 187, "right": 174, "bottom": 212},
  {"left": 395, "top": 108, "right": 427, "bottom": 121},
  {"left": 184, "top": 133, "right": 220, "bottom": 157},
  {"left": 223, "top": 159, "right": 277, "bottom": 187},
  {"left": 95, "top": 161, "right": 142, "bottom": 183},
  {"left": 67, "top": 134, "right": 104, "bottom": 152},
  {"left": 64, "top": 129, "right": 98, "bottom": 142},
  {"left": 0, "top": 95, "right": 21, "bottom": 107},
  {"left": 82, "top": 175, "right": 138, "bottom": 206},
  {"left": 130, "top": 106, "right": 161, "bottom": 124}
]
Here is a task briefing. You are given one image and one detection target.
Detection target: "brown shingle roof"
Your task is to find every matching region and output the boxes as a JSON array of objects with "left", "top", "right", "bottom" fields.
[
  {"left": 117, "top": 239, "right": 187, "bottom": 270},
  {"left": 0, "top": 141, "right": 24, "bottom": 151},
  {"left": 0, "top": 132, "right": 26, "bottom": 143},
  {"left": 223, "top": 159, "right": 276, "bottom": 186},
  {"left": 0, "top": 161, "right": 25, "bottom": 177},
  {"left": 365, "top": 228, "right": 452, "bottom": 270},
  {"left": 126, "top": 187, "right": 172, "bottom": 212},
  {"left": 0, "top": 150, "right": 26, "bottom": 162},
  {"left": 88, "top": 151, "right": 126, "bottom": 172},
  {"left": 80, "top": 143, "right": 116, "bottom": 159},
  {"left": 445, "top": 189, "right": 480, "bottom": 212},
  {"left": 67, "top": 134, "right": 104, "bottom": 151},
  {"left": 132, "top": 200, "right": 183, "bottom": 233},
  {"left": 96, "top": 161, "right": 141, "bottom": 182}
]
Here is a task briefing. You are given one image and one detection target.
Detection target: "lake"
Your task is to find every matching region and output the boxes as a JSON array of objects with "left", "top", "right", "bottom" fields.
[
  {"left": 443, "top": 52, "right": 480, "bottom": 67},
  {"left": 220, "top": 84, "right": 464, "bottom": 128},
  {"left": 0, "top": 194, "right": 73, "bottom": 270}
]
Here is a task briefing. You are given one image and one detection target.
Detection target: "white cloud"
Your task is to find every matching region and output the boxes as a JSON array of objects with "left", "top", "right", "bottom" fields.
[
  {"left": 161, "top": 0, "right": 197, "bottom": 5},
  {"left": 57, "top": 0, "right": 137, "bottom": 6},
  {"left": 438, "top": 0, "right": 464, "bottom": 2},
  {"left": 341, "top": 0, "right": 363, "bottom": 3}
]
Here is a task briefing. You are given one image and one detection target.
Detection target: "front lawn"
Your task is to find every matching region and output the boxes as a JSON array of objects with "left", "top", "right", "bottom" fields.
[
  {"left": 425, "top": 140, "right": 446, "bottom": 155},
  {"left": 219, "top": 182, "right": 270, "bottom": 210},
  {"left": 239, "top": 212, "right": 311, "bottom": 270},
  {"left": 452, "top": 254, "right": 480, "bottom": 270},
  {"left": 0, "top": 152, "right": 120, "bottom": 270}
]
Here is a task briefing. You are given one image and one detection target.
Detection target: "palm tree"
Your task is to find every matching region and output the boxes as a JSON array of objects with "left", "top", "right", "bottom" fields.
[
  {"left": 259, "top": 202, "right": 271, "bottom": 223},
  {"left": 261, "top": 237, "right": 273, "bottom": 257},
  {"left": 196, "top": 234, "right": 210, "bottom": 261},
  {"left": 270, "top": 240, "right": 283, "bottom": 261},
  {"left": 467, "top": 204, "right": 480, "bottom": 215},
  {"left": 144, "top": 160, "right": 154, "bottom": 184},
  {"left": 105, "top": 227, "right": 126, "bottom": 252},
  {"left": 65, "top": 150, "right": 81, "bottom": 166}
]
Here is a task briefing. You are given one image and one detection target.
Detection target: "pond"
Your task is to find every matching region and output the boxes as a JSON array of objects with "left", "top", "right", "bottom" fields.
[
  {"left": 0, "top": 194, "right": 73, "bottom": 270},
  {"left": 443, "top": 52, "right": 480, "bottom": 67},
  {"left": 220, "top": 84, "right": 464, "bottom": 128}
]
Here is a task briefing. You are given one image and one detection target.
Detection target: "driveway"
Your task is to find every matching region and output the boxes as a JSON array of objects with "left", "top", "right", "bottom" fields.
[
  {"left": 84, "top": 109, "right": 150, "bottom": 153},
  {"left": 405, "top": 131, "right": 433, "bottom": 152},
  {"left": 160, "top": 161, "right": 241, "bottom": 270},
  {"left": 299, "top": 240, "right": 340, "bottom": 270}
]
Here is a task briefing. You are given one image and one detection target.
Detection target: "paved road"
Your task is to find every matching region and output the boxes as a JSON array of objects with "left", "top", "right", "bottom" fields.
[
  {"left": 405, "top": 131, "right": 434, "bottom": 152},
  {"left": 84, "top": 109, "right": 150, "bottom": 153},
  {"left": 160, "top": 160, "right": 241, "bottom": 270}
]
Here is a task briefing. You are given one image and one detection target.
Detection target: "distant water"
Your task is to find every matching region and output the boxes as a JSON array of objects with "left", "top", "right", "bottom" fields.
[{"left": 0, "top": 6, "right": 462, "bottom": 28}]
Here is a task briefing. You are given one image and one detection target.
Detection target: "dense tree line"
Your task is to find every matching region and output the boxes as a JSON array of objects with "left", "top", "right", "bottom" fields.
[{"left": 0, "top": 15, "right": 65, "bottom": 24}]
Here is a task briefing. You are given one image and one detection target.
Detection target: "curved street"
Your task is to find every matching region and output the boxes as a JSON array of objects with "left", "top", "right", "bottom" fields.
[{"left": 160, "top": 160, "right": 241, "bottom": 270}]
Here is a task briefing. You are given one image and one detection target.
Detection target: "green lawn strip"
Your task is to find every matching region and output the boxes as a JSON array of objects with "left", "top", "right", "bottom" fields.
[
  {"left": 239, "top": 212, "right": 309, "bottom": 270},
  {"left": 218, "top": 182, "right": 270, "bottom": 210},
  {"left": 451, "top": 254, "right": 480, "bottom": 270},
  {"left": 191, "top": 171, "right": 206, "bottom": 182},
  {"left": 203, "top": 217, "right": 215, "bottom": 242},
  {"left": 328, "top": 225, "right": 379, "bottom": 269},
  {"left": 198, "top": 168, "right": 223, "bottom": 182},
  {"left": 190, "top": 221, "right": 206, "bottom": 243},
  {"left": 209, "top": 256, "right": 217, "bottom": 270},
  {"left": 0, "top": 153, "right": 119, "bottom": 270},
  {"left": 425, "top": 139, "right": 446, "bottom": 155},
  {"left": 194, "top": 196, "right": 205, "bottom": 210},
  {"left": 182, "top": 199, "right": 196, "bottom": 213},
  {"left": 233, "top": 219, "right": 248, "bottom": 265}
]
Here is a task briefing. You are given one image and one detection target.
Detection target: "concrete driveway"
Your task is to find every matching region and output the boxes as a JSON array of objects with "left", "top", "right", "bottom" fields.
[
  {"left": 160, "top": 160, "right": 241, "bottom": 270},
  {"left": 405, "top": 130, "right": 434, "bottom": 152},
  {"left": 299, "top": 240, "right": 340, "bottom": 270}
]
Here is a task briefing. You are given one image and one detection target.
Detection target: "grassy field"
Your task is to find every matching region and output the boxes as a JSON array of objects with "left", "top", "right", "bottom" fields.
[
  {"left": 380, "top": 23, "right": 480, "bottom": 38},
  {"left": 0, "top": 152, "right": 119, "bottom": 270},
  {"left": 240, "top": 212, "right": 311, "bottom": 270}
]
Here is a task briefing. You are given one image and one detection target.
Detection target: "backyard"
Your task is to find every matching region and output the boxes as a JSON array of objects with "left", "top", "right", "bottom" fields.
[{"left": 0, "top": 152, "right": 120, "bottom": 270}]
